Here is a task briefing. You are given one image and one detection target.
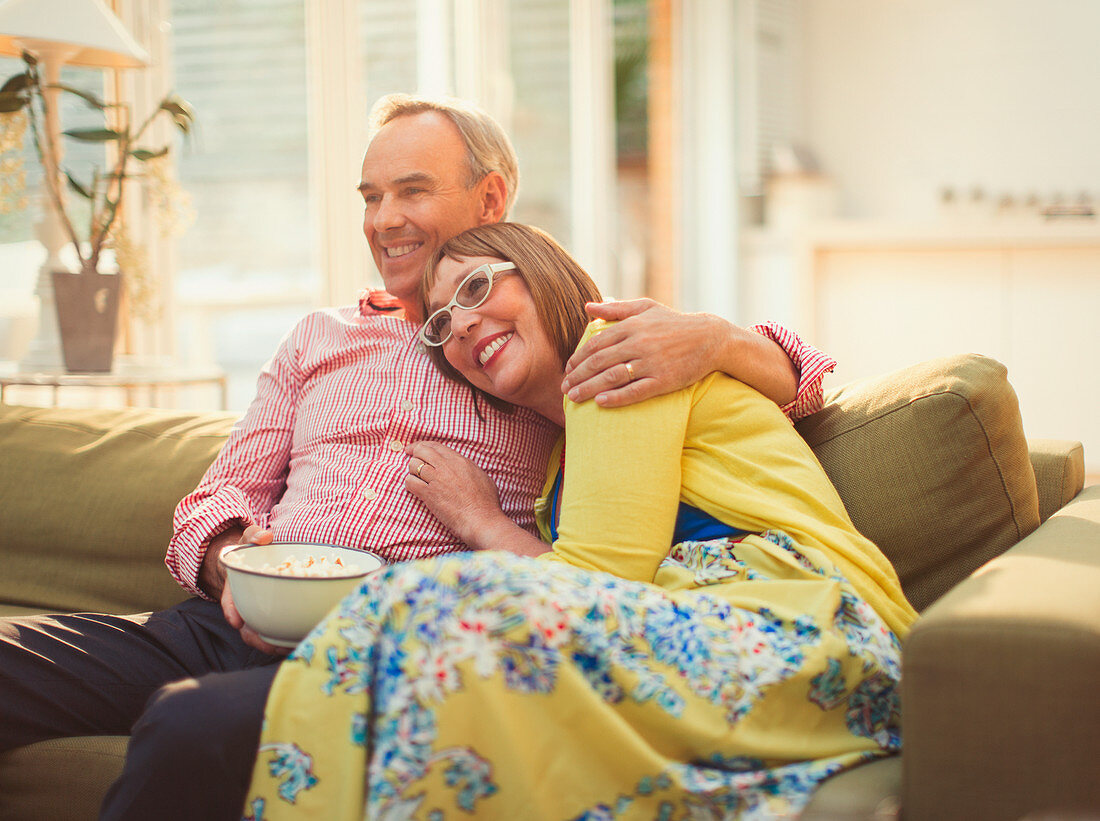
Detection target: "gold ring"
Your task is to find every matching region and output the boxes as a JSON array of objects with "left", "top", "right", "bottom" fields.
[
  {"left": 625, "top": 362, "right": 636, "bottom": 382},
  {"left": 415, "top": 462, "right": 426, "bottom": 480}
]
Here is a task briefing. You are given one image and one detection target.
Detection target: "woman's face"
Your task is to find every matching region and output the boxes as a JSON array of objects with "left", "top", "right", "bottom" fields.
[{"left": 428, "top": 255, "right": 566, "bottom": 424}]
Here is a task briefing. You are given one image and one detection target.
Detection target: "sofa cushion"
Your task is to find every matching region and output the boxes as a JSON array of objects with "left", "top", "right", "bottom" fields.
[
  {"left": 0, "top": 736, "right": 128, "bottom": 821},
  {"left": 0, "top": 404, "right": 237, "bottom": 615},
  {"left": 796, "top": 354, "right": 1040, "bottom": 611}
]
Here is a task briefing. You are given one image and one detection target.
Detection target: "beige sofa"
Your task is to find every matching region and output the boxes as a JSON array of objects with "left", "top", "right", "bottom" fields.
[{"left": 0, "top": 353, "right": 1096, "bottom": 820}]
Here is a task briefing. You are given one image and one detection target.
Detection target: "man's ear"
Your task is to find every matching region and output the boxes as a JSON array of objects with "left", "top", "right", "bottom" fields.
[{"left": 477, "top": 172, "right": 508, "bottom": 224}]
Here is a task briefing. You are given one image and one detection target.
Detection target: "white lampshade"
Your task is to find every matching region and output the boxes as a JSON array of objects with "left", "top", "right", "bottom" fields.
[{"left": 0, "top": 0, "right": 149, "bottom": 69}]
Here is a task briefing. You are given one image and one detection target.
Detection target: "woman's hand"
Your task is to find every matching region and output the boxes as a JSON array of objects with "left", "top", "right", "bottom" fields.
[
  {"left": 405, "top": 441, "right": 505, "bottom": 546},
  {"left": 405, "top": 441, "right": 549, "bottom": 557}
]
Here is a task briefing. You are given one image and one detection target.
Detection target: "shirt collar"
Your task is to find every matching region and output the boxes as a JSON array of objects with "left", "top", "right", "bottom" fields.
[{"left": 359, "top": 288, "right": 404, "bottom": 316}]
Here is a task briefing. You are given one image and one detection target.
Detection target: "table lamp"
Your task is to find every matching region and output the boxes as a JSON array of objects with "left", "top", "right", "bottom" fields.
[{"left": 0, "top": 0, "right": 149, "bottom": 370}]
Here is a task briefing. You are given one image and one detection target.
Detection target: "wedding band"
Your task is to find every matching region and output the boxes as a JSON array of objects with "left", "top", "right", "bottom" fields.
[
  {"left": 415, "top": 462, "right": 425, "bottom": 480},
  {"left": 625, "top": 362, "right": 636, "bottom": 382}
]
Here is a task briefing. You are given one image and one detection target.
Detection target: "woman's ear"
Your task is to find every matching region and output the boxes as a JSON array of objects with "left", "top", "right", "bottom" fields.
[{"left": 477, "top": 172, "right": 508, "bottom": 224}]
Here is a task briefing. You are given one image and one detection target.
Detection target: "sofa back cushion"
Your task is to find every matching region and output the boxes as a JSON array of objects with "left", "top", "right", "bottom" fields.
[
  {"left": 0, "top": 354, "right": 1041, "bottom": 615},
  {"left": 796, "top": 354, "right": 1041, "bottom": 611},
  {"left": 0, "top": 404, "right": 237, "bottom": 614}
]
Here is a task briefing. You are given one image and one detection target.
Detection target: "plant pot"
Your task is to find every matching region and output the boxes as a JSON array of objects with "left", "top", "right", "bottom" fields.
[{"left": 51, "top": 268, "right": 122, "bottom": 373}]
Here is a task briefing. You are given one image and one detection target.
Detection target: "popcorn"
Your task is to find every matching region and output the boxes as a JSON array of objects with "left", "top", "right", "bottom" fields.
[{"left": 227, "top": 551, "right": 365, "bottom": 578}]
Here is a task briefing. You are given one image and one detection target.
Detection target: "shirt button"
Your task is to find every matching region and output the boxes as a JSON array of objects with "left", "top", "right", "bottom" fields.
[
  {"left": 389, "top": 439, "right": 403, "bottom": 452},
  {"left": 363, "top": 488, "right": 377, "bottom": 501},
  {"left": 401, "top": 399, "right": 415, "bottom": 411}
]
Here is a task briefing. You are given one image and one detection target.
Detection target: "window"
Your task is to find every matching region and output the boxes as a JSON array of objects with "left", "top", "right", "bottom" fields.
[
  {"left": 169, "top": 0, "right": 614, "bottom": 410},
  {"left": 0, "top": 56, "right": 115, "bottom": 367},
  {"left": 4, "top": 1, "right": 655, "bottom": 409},
  {"left": 169, "top": 0, "right": 316, "bottom": 409}
]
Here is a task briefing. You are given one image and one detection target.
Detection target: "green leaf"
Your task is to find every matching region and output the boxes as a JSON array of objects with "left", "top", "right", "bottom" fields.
[
  {"left": 0, "top": 73, "right": 31, "bottom": 95},
  {"left": 171, "top": 113, "right": 192, "bottom": 135},
  {"left": 64, "top": 171, "right": 93, "bottom": 200},
  {"left": 160, "top": 97, "right": 195, "bottom": 134},
  {"left": 130, "top": 147, "right": 169, "bottom": 162},
  {"left": 159, "top": 97, "right": 194, "bottom": 121},
  {"left": 51, "top": 83, "right": 107, "bottom": 110},
  {"left": 0, "top": 91, "right": 27, "bottom": 113},
  {"left": 62, "top": 128, "right": 123, "bottom": 142}
]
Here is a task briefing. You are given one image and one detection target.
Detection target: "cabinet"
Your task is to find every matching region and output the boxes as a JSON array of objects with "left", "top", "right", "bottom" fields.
[{"left": 741, "top": 222, "right": 1100, "bottom": 472}]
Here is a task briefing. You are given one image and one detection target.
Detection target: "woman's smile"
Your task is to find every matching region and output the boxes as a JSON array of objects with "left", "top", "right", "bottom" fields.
[{"left": 474, "top": 331, "right": 514, "bottom": 368}]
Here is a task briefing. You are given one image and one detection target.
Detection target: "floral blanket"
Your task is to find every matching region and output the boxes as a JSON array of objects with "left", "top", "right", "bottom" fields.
[{"left": 244, "top": 533, "right": 902, "bottom": 820}]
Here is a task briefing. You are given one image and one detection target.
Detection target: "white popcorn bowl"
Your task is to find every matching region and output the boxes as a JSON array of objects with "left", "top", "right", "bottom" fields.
[{"left": 220, "top": 542, "right": 384, "bottom": 648}]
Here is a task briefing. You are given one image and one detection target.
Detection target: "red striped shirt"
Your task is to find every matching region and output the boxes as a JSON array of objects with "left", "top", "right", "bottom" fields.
[
  {"left": 166, "top": 305, "right": 560, "bottom": 596},
  {"left": 750, "top": 320, "right": 837, "bottom": 420},
  {"left": 166, "top": 306, "right": 832, "bottom": 597}
]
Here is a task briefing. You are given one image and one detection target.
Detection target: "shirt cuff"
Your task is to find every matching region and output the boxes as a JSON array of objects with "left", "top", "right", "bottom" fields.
[
  {"left": 748, "top": 321, "right": 837, "bottom": 422},
  {"left": 166, "top": 489, "right": 257, "bottom": 598}
]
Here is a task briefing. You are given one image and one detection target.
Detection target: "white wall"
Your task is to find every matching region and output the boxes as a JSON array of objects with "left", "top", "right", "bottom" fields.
[
  {"left": 738, "top": 0, "right": 1100, "bottom": 472},
  {"left": 799, "top": 0, "right": 1100, "bottom": 220}
]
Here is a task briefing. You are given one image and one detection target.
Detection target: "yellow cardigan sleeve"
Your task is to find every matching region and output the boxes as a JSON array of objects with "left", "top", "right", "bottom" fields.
[
  {"left": 540, "top": 323, "right": 694, "bottom": 583},
  {"left": 538, "top": 324, "right": 917, "bottom": 636}
]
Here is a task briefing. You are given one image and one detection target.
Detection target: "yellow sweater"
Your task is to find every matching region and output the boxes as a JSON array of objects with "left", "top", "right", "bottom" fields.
[{"left": 538, "top": 322, "right": 917, "bottom": 639}]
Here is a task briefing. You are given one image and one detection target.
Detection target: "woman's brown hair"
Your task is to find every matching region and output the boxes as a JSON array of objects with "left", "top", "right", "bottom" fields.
[{"left": 420, "top": 223, "right": 603, "bottom": 410}]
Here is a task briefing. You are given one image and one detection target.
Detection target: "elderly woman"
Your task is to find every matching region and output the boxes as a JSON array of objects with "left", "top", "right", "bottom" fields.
[{"left": 243, "top": 223, "right": 916, "bottom": 820}]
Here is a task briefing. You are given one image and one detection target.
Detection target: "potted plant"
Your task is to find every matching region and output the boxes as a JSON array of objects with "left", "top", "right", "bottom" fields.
[{"left": 0, "top": 50, "right": 193, "bottom": 372}]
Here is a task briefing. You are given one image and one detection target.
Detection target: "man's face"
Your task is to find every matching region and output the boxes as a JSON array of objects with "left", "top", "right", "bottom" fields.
[{"left": 359, "top": 111, "right": 491, "bottom": 307}]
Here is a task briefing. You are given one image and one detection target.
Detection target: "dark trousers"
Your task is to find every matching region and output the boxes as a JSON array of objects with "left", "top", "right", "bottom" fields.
[{"left": 0, "top": 598, "right": 280, "bottom": 820}]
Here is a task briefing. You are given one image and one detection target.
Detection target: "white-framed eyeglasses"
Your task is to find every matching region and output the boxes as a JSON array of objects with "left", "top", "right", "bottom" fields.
[{"left": 419, "top": 261, "right": 517, "bottom": 346}]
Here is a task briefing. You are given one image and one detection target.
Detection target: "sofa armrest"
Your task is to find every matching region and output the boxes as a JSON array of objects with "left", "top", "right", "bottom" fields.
[
  {"left": 901, "top": 484, "right": 1100, "bottom": 821},
  {"left": 1028, "top": 438, "right": 1084, "bottom": 523}
]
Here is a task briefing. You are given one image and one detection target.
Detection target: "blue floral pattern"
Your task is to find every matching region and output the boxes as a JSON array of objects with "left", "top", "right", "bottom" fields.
[
  {"left": 246, "top": 534, "right": 904, "bottom": 819},
  {"left": 256, "top": 742, "right": 318, "bottom": 804}
]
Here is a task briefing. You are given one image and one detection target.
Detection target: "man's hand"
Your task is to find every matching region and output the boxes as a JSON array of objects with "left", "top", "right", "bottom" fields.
[
  {"left": 561, "top": 299, "right": 798, "bottom": 409},
  {"left": 220, "top": 580, "right": 289, "bottom": 657},
  {"left": 561, "top": 299, "right": 729, "bottom": 406},
  {"left": 199, "top": 524, "right": 289, "bottom": 656}
]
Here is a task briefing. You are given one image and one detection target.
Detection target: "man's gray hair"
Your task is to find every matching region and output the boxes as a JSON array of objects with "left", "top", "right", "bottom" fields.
[{"left": 368, "top": 93, "right": 519, "bottom": 217}]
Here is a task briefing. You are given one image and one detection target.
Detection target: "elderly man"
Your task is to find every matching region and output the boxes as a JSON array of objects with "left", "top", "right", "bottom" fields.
[{"left": 0, "top": 94, "right": 832, "bottom": 821}]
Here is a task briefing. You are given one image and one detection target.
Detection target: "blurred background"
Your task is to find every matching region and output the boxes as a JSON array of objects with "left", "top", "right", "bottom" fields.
[{"left": 1, "top": 0, "right": 1097, "bottom": 475}]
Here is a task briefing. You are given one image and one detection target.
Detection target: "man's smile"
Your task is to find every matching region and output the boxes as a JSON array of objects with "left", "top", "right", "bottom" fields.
[{"left": 385, "top": 242, "right": 422, "bottom": 258}]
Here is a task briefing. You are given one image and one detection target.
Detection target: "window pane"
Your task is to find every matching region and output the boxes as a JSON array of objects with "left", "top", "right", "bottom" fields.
[
  {"left": 359, "top": 3, "right": 419, "bottom": 108},
  {"left": 170, "top": 0, "right": 316, "bottom": 409},
  {"left": 614, "top": 0, "right": 650, "bottom": 299},
  {"left": 507, "top": 0, "right": 572, "bottom": 248}
]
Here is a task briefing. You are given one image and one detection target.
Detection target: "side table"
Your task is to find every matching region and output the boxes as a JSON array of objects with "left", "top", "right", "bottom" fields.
[{"left": 0, "top": 362, "right": 229, "bottom": 410}]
